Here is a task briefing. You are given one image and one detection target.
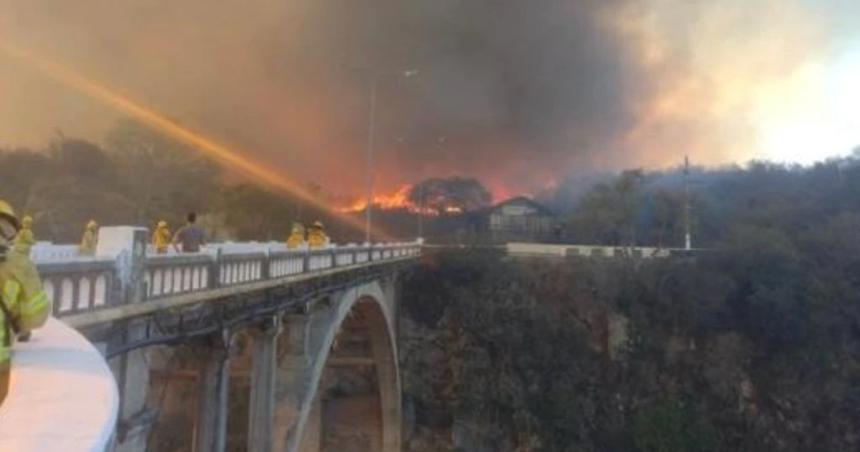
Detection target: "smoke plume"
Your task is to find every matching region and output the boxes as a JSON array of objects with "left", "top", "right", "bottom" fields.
[{"left": 0, "top": 0, "right": 857, "bottom": 199}]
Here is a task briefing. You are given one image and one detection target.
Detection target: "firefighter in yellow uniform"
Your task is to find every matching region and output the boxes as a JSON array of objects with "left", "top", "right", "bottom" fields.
[
  {"left": 79, "top": 219, "right": 99, "bottom": 255},
  {"left": 286, "top": 222, "right": 306, "bottom": 249},
  {"left": 152, "top": 220, "right": 171, "bottom": 254},
  {"left": 0, "top": 200, "right": 51, "bottom": 402},
  {"left": 307, "top": 220, "right": 329, "bottom": 248},
  {"left": 12, "top": 215, "right": 35, "bottom": 255}
]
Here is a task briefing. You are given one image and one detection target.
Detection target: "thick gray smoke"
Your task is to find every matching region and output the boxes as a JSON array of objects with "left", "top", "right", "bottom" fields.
[{"left": 0, "top": 0, "right": 856, "bottom": 198}]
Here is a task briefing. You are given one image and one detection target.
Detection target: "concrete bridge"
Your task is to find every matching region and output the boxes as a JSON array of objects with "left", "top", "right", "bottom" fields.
[{"left": 0, "top": 226, "right": 421, "bottom": 452}]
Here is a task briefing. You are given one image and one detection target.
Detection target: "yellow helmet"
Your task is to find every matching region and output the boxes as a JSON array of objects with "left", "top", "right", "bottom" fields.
[
  {"left": 157, "top": 220, "right": 168, "bottom": 228},
  {"left": 21, "top": 215, "right": 33, "bottom": 228},
  {"left": 86, "top": 219, "right": 98, "bottom": 229},
  {"left": 0, "top": 200, "right": 20, "bottom": 230},
  {"left": 312, "top": 220, "right": 324, "bottom": 229}
]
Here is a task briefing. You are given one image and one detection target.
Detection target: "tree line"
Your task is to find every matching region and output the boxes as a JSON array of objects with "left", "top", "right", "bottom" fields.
[
  {"left": 0, "top": 118, "right": 507, "bottom": 245},
  {"left": 401, "top": 154, "right": 860, "bottom": 451},
  {"left": 563, "top": 153, "right": 860, "bottom": 249},
  {"left": 0, "top": 119, "right": 352, "bottom": 243}
]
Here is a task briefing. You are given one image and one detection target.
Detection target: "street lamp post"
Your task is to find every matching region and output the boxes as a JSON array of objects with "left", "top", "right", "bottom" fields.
[
  {"left": 364, "top": 69, "right": 418, "bottom": 244},
  {"left": 364, "top": 78, "right": 378, "bottom": 244},
  {"left": 417, "top": 181, "right": 424, "bottom": 238}
]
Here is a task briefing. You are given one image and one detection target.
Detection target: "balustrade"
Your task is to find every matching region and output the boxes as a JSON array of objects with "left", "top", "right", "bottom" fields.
[
  {"left": 34, "top": 241, "right": 421, "bottom": 316},
  {"left": 37, "top": 259, "right": 116, "bottom": 316},
  {"left": 145, "top": 253, "right": 212, "bottom": 298}
]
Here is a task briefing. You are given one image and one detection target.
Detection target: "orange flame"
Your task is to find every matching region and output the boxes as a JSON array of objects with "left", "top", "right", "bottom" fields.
[
  {"left": 337, "top": 184, "right": 473, "bottom": 216},
  {"left": 337, "top": 184, "right": 418, "bottom": 213}
]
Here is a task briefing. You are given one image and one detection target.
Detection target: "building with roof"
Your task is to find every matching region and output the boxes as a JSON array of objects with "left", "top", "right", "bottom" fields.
[{"left": 483, "top": 196, "right": 558, "bottom": 243}]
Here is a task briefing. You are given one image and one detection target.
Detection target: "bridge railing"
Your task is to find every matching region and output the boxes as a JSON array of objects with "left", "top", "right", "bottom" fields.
[
  {"left": 33, "top": 236, "right": 421, "bottom": 314},
  {"left": 216, "top": 250, "right": 266, "bottom": 286},
  {"left": 35, "top": 258, "right": 118, "bottom": 316},
  {"left": 29, "top": 242, "right": 82, "bottom": 261},
  {"left": 144, "top": 252, "right": 213, "bottom": 299},
  {"left": 268, "top": 249, "right": 307, "bottom": 278},
  {"left": 506, "top": 242, "right": 678, "bottom": 258}
]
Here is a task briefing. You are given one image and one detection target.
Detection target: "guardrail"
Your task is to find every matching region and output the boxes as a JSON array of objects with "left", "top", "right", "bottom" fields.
[
  {"left": 506, "top": 242, "right": 680, "bottom": 258},
  {"left": 144, "top": 252, "right": 213, "bottom": 298},
  {"left": 36, "top": 259, "right": 117, "bottom": 317},
  {"left": 33, "top": 238, "right": 422, "bottom": 317},
  {"left": 29, "top": 242, "right": 81, "bottom": 261}
]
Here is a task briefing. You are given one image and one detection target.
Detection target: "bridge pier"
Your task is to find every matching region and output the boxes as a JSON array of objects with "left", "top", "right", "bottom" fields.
[
  {"left": 98, "top": 227, "right": 155, "bottom": 452},
  {"left": 248, "top": 316, "right": 282, "bottom": 452},
  {"left": 194, "top": 334, "right": 232, "bottom": 452},
  {"left": 275, "top": 312, "right": 319, "bottom": 452},
  {"left": 368, "top": 305, "right": 402, "bottom": 451},
  {"left": 301, "top": 394, "right": 322, "bottom": 451},
  {"left": 112, "top": 323, "right": 156, "bottom": 452}
]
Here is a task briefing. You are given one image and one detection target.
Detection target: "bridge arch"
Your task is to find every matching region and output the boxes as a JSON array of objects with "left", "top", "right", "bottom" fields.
[{"left": 283, "top": 280, "right": 401, "bottom": 452}]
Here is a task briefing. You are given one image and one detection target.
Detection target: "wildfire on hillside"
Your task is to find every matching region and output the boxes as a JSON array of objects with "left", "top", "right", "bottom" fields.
[
  {"left": 336, "top": 185, "right": 423, "bottom": 213},
  {"left": 335, "top": 184, "right": 479, "bottom": 215}
]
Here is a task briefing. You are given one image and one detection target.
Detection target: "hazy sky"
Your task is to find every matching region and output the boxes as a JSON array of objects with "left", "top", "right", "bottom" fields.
[{"left": 0, "top": 0, "right": 858, "bottom": 199}]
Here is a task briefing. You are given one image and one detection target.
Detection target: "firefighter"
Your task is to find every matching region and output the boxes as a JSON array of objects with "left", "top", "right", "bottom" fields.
[
  {"left": 286, "top": 222, "right": 306, "bottom": 249},
  {"left": 12, "top": 215, "right": 35, "bottom": 255},
  {"left": 79, "top": 220, "right": 99, "bottom": 255},
  {"left": 0, "top": 200, "right": 51, "bottom": 403},
  {"left": 151, "top": 220, "right": 171, "bottom": 254},
  {"left": 307, "top": 220, "right": 329, "bottom": 248}
]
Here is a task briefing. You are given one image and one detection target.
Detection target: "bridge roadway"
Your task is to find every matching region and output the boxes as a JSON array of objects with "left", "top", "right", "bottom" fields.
[{"left": 0, "top": 226, "right": 422, "bottom": 452}]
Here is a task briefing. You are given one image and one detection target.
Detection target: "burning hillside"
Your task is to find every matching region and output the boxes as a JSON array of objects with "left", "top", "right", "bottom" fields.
[
  {"left": 337, "top": 185, "right": 417, "bottom": 213},
  {"left": 336, "top": 177, "right": 497, "bottom": 216}
]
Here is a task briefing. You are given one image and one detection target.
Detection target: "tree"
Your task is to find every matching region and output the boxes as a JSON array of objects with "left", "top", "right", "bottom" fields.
[
  {"left": 649, "top": 189, "right": 684, "bottom": 248},
  {"left": 633, "top": 399, "right": 717, "bottom": 452},
  {"left": 566, "top": 170, "right": 644, "bottom": 245},
  {"left": 104, "top": 119, "right": 219, "bottom": 225},
  {"left": 0, "top": 149, "right": 51, "bottom": 215},
  {"left": 18, "top": 139, "right": 137, "bottom": 241},
  {"left": 408, "top": 176, "right": 492, "bottom": 216},
  {"left": 212, "top": 184, "right": 295, "bottom": 240}
]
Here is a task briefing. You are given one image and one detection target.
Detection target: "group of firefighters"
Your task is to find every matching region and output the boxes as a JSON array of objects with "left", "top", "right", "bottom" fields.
[
  {"left": 148, "top": 219, "right": 329, "bottom": 253},
  {"left": 13, "top": 214, "right": 332, "bottom": 256},
  {"left": 0, "top": 202, "right": 333, "bottom": 402},
  {"left": 14, "top": 216, "right": 102, "bottom": 256},
  {"left": 286, "top": 220, "right": 330, "bottom": 249},
  {"left": 8, "top": 217, "right": 101, "bottom": 255}
]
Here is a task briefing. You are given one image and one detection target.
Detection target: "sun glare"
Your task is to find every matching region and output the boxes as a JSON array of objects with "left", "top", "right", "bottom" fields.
[{"left": 758, "top": 47, "right": 860, "bottom": 165}]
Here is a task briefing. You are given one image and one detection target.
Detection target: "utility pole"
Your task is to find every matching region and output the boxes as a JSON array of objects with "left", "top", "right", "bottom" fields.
[
  {"left": 417, "top": 182, "right": 424, "bottom": 238},
  {"left": 684, "top": 155, "right": 692, "bottom": 251},
  {"left": 364, "top": 78, "right": 378, "bottom": 244}
]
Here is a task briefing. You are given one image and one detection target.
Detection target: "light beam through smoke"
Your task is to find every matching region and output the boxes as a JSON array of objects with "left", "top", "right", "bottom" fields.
[{"left": 0, "top": 38, "right": 390, "bottom": 240}]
